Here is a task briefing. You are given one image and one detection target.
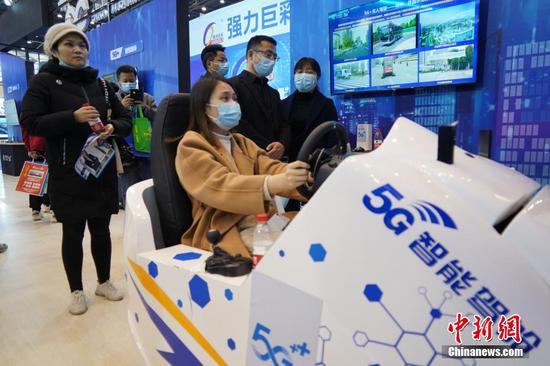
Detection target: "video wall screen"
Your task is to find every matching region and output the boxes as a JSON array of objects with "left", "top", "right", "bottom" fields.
[{"left": 329, "top": 0, "right": 480, "bottom": 94}]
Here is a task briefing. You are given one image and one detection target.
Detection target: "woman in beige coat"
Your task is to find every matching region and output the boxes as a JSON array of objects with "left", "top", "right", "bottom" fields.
[{"left": 175, "top": 77, "right": 310, "bottom": 258}]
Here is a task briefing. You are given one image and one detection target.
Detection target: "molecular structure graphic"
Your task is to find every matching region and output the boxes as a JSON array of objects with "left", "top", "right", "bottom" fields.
[
  {"left": 316, "top": 286, "right": 477, "bottom": 366},
  {"left": 353, "top": 285, "right": 476, "bottom": 366}
]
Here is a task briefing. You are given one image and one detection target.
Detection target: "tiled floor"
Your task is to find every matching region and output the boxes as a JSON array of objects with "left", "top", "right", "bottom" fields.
[{"left": 0, "top": 173, "right": 145, "bottom": 366}]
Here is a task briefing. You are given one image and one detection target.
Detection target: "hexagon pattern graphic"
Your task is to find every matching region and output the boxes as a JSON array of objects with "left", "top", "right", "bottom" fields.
[
  {"left": 317, "top": 325, "right": 332, "bottom": 366},
  {"left": 309, "top": 243, "right": 327, "bottom": 262},
  {"left": 430, "top": 309, "right": 442, "bottom": 319},
  {"left": 173, "top": 252, "right": 202, "bottom": 261},
  {"left": 353, "top": 331, "right": 369, "bottom": 347},
  {"left": 188, "top": 275, "right": 211, "bottom": 308},
  {"left": 397, "top": 333, "right": 434, "bottom": 365},
  {"left": 363, "top": 284, "right": 383, "bottom": 302},
  {"left": 319, "top": 326, "right": 332, "bottom": 342},
  {"left": 148, "top": 261, "right": 158, "bottom": 278},
  {"left": 224, "top": 289, "right": 234, "bottom": 301}
]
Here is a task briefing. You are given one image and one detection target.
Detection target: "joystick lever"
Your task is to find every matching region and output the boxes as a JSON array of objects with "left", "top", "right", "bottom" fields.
[
  {"left": 206, "top": 230, "right": 221, "bottom": 246},
  {"left": 204, "top": 230, "right": 253, "bottom": 277}
]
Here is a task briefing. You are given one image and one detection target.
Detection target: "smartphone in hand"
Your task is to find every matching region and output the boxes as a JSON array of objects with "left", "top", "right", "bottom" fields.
[{"left": 129, "top": 89, "right": 143, "bottom": 101}]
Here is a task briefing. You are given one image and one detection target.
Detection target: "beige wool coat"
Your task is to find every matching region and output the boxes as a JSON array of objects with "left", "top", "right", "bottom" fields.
[{"left": 175, "top": 131, "right": 304, "bottom": 257}]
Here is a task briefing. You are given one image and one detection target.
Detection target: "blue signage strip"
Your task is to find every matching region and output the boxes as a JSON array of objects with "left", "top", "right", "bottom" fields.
[{"left": 110, "top": 40, "right": 144, "bottom": 61}]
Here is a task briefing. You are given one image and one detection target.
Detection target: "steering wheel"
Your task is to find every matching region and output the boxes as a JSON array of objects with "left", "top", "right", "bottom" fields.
[{"left": 296, "top": 121, "right": 349, "bottom": 199}]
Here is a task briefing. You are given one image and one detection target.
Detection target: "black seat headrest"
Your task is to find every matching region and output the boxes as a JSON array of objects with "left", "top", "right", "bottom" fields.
[{"left": 151, "top": 93, "right": 193, "bottom": 247}]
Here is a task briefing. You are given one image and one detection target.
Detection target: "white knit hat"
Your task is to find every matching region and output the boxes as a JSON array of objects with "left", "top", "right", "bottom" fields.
[{"left": 43, "top": 23, "right": 90, "bottom": 57}]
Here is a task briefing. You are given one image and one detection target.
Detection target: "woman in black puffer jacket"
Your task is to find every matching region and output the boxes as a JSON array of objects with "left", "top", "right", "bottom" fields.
[{"left": 21, "top": 23, "right": 131, "bottom": 315}]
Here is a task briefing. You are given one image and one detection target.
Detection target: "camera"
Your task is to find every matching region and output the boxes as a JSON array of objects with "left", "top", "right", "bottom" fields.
[{"left": 129, "top": 88, "right": 143, "bottom": 101}]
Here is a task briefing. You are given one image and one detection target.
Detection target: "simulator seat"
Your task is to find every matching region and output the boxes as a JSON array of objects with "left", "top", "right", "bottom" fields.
[{"left": 123, "top": 93, "right": 192, "bottom": 259}]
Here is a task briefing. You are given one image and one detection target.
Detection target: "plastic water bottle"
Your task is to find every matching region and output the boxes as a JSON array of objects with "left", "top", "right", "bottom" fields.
[
  {"left": 252, "top": 213, "right": 273, "bottom": 267},
  {"left": 373, "top": 128, "right": 384, "bottom": 149},
  {"left": 82, "top": 102, "right": 104, "bottom": 132}
]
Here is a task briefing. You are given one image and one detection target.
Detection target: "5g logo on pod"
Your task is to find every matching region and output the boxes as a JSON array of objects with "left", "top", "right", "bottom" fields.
[{"left": 363, "top": 183, "right": 457, "bottom": 235}]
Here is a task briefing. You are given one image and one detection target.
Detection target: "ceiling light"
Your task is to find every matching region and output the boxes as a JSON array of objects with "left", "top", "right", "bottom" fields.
[
  {"left": 20, "top": 47, "right": 25, "bottom": 51},
  {"left": 220, "top": 0, "right": 225, "bottom": 3},
  {"left": 4, "top": 0, "right": 13, "bottom": 7},
  {"left": 57, "top": 13, "right": 63, "bottom": 18},
  {"left": 201, "top": 6, "right": 206, "bottom": 11},
  {"left": 26, "top": 40, "right": 31, "bottom": 44}
]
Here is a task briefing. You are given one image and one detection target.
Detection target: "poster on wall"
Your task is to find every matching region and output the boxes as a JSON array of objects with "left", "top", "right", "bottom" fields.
[{"left": 189, "top": 0, "right": 291, "bottom": 98}]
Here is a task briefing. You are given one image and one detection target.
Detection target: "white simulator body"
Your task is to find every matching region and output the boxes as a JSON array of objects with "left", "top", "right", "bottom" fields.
[{"left": 123, "top": 118, "right": 550, "bottom": 365}]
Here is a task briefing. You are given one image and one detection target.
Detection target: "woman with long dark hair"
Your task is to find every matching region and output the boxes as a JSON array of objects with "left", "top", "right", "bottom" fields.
[
  {"left": 175, "top": 77, "right": 310, "bottom": 257},
  {"left": 21, "top": 23, "right": 131, "bottom": 315}
]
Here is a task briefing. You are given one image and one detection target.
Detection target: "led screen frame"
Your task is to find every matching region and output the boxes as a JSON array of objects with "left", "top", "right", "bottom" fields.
[{"left": 329, "top": 0, "right": 480, "bottom": 95}]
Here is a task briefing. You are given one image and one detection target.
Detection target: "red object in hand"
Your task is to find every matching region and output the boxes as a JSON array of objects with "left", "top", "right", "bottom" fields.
[{"left": 82, "top": 102, "right": 104, "bottom": 132}]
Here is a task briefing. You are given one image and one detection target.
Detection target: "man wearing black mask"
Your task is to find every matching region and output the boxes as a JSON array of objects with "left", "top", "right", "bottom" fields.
[{"left": 228, "top": 35, "right": 289, "bottom": 160}]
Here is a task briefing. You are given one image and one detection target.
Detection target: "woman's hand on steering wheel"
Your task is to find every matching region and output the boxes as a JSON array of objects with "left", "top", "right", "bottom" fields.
[
  {"left": 268, "top": 161, "right": 311, "bottom": 195},
  {"left": 295, "top": 121, "right": 349, "bottom": 199}
]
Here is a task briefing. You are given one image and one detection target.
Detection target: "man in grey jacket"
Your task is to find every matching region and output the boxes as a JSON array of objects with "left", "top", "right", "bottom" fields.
[
  {"left": 115, "top": 65, "right": 157, "bottom": 208},
  {"left": 115, "top": 65, "right": 157, "bottom": 120}
]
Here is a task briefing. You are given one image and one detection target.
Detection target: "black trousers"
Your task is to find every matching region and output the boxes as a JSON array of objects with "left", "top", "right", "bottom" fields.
[
  {"left": 29, "top": 193, "right": 50, "bottom": 211},
  {"left": 61, "top": 215, "right": 112, "bottom": 292}
]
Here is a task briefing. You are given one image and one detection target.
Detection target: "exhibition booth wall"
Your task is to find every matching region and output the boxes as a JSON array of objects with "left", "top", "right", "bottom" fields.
[
  {"left": 86, "top": 0, "right": 180, "bottom": 102},
  {"left": 1, "top": 0, "right": 549, "bottom": 185},
  {"left": 0, "top": 52, "right": 33, "bottom": 142},
  {"left": 291, "top": 0, "right": 550, "bottom": 185}
]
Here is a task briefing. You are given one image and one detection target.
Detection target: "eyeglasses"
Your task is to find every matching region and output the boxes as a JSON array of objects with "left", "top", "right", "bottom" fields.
[{"left": 253, "top": 49, "right": 280, "bottom": 61}]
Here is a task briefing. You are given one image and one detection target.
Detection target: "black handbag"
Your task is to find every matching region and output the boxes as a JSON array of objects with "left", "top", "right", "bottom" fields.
[{"left": 98, "top": 78, "right": 136, "bottom": 168}]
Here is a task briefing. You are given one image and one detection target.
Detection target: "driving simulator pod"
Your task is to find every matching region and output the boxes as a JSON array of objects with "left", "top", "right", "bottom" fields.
[{"left": 123, "top": 117, "right": 550, "bottom": 365}]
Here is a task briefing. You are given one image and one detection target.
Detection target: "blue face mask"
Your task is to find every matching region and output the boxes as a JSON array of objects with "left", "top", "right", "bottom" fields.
[
  {"left": 120, "top": 82, "right": 137, "bottom": 93},
  {"left": 295, "top": 73, "right": 317, "bottom": 93},
  {"left": 207, "top": 102, "right": 241, "bottom": 130},
  {"left": 59, "top": 60, "right": 86, "bottom": 69},
  {"left": 253, "top": 54, "right": 276, "bottom": 77},
  {"left": 216, "top": 62, "right": 229, "bottom": 77}
]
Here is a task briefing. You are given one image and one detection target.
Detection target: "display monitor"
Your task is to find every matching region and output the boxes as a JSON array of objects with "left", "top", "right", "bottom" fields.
[{"left": 329, "top": 0, "right": 480, "bottom": 94}]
